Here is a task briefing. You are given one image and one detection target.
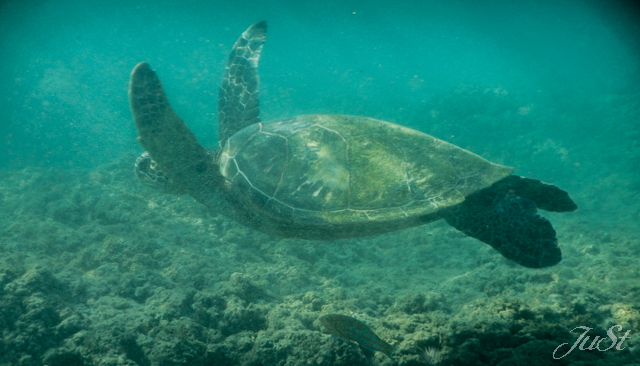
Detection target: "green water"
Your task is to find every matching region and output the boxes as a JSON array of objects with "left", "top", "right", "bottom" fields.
[{"left": 0, "top": 0, "right": 639, "bottom": 365}]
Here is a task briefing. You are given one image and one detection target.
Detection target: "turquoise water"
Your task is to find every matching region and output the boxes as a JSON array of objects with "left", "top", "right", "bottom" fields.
[{"left": 1, "top": 0, "right": 639, "bottom": 365}]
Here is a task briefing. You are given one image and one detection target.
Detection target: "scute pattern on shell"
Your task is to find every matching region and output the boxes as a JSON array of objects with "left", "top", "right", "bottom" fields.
[{"left": 219, "top": 114, "right": 513, "bottom": 225}]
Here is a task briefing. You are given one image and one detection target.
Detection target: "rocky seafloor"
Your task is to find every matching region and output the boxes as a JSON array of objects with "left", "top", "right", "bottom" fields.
[{"left": 0, "top": 151, "right": 638, "bottom": 366}]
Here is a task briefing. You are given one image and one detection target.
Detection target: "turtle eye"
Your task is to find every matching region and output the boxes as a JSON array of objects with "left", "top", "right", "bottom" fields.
[
  {"left": 138, "top": 158, "right": 150, "bottom": 171},
  {"left": 195, "top": 161, "right": 208, "bottom": 173}
]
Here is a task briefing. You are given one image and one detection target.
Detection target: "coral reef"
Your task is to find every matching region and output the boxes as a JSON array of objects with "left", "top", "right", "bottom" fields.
[{"left": 0, "top": 152, "right": 638, "bottom": 365}]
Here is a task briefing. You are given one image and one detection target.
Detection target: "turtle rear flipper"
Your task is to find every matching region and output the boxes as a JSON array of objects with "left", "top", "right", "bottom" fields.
[
  {"left": 445, "top": 191, "right": 561, "bottom": 268},
  {"left": 491, "top": 175, "right": 577, "bottom": 212},
  {"left": 129, "top": 62, "right": 219, "bottom": 193}
]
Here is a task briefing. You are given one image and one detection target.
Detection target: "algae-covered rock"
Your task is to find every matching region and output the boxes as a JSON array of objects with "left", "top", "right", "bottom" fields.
[
  {"left": 0, "top": 143, "right": 638, "bottom": 365},
  {"left": 0, "top": 266, "right": 82, "bottom": 366}
]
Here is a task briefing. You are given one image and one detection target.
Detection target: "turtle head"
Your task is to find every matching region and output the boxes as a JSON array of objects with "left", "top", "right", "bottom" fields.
[
  {"left": 134, "top": 152, "right": 186, "bottom": 195},
  {"left": 134, "top": 150, "right": 224, "bottom": 195}
]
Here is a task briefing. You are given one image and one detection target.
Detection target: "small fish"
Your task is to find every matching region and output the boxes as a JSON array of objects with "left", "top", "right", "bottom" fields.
[{"left": 319, "top": 314, "right": 396, "bottom": 357}]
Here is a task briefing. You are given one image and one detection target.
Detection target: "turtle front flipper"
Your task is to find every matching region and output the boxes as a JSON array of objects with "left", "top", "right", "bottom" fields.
[
  {"left": 444, "top": 190, "right": 561, "bottom": 268},
  {"left": 218, "top": 21, "right": 267, "bottom": 144},
  {"left": 129, "top": 62, "right": 218, "bottom": 193}
]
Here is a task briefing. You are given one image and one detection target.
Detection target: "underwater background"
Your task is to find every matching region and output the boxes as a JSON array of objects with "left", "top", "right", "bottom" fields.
[{"left": 1, "top": 0, "right": 639, "bottom": 365}]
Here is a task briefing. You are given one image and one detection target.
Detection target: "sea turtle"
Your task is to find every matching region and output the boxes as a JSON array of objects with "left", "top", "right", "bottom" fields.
[{"left": 129, "top": 21, "right": 577, "bottom": 268}]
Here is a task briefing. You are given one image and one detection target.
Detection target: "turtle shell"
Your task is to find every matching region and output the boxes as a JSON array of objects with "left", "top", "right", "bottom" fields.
[{"left": 218, "top": 114, "right": 513, "bottom": 226}]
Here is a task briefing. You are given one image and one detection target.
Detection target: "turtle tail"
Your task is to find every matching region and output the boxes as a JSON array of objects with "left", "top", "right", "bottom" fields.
[{"left": 444, "top": 176, "right": 575, "bottom": 268}]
